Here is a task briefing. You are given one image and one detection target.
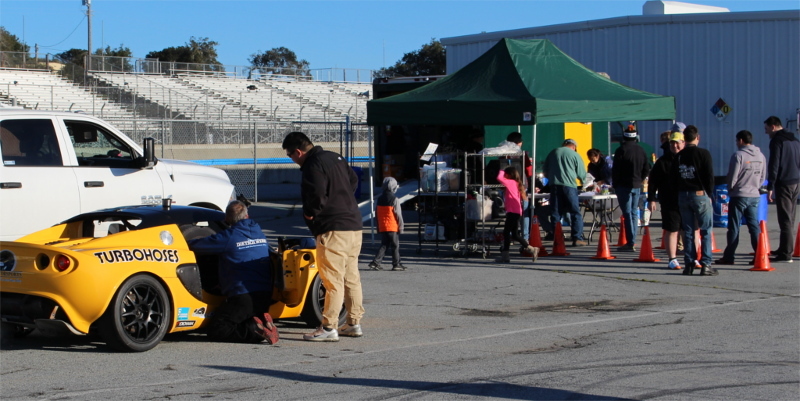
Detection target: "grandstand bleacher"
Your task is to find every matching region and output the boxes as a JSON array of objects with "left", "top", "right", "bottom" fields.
[
  {"left": 1, "top": 68, "right": 371, "bottom": 124},
  {"left": 0, "top": 70, "right": 137, "bottom": 119}
]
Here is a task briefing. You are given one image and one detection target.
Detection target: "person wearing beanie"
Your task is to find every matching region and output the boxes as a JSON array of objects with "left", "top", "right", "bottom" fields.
[
  {"left": 612, "top": 124, "right": 651, "bottom": 252},
  {"left": 368, "top": 177, "right": 406, "bottom": 271}
]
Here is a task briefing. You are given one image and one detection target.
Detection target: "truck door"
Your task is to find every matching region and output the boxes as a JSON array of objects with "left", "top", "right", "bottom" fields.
[
  {"left": 0, "top": 117, "right": 81, "bottom": 240},
  {"left": 60, "top": 119, "right": 166, "bottom": 214}
]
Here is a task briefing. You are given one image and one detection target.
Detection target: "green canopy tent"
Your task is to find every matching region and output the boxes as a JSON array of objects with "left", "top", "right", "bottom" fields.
[
  {"left": 367, "top": 38, "right": 675, "bottom": 126},
  {"left": 367, "top": 37, "right": 675, "bottom": 189},
  {"left": 366, "top": 39, "right": 675, "bottom": 236}
]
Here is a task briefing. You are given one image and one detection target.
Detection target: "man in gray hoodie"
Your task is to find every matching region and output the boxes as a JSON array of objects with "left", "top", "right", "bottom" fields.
[{"left": 717, "top": 130, "right": 766, "bottom": 265}]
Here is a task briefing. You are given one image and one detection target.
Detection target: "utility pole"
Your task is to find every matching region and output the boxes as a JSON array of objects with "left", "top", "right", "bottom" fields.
[{"left": 84, "top": 0, "right": 92, "bottom": 69}]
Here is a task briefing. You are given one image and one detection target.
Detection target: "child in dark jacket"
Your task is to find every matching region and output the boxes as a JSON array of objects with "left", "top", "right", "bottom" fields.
[{"left": 369, "top": 177, "right": 406, "bottom": 271}]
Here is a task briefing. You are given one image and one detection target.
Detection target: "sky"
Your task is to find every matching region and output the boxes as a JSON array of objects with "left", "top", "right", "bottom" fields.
[{"left": 1, "top": 0, "right": 798, "bottom": 74}]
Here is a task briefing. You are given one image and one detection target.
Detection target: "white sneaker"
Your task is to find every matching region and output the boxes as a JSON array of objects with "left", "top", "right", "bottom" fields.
[
  {"left": 338, "top": 324, "right": 363, "bottom": 337},
  {"left": 303, "top": 326, "right": 339, "bottom": 342},
  {"left": 668, "top": 258, "right": 681, "bottom": 270}
]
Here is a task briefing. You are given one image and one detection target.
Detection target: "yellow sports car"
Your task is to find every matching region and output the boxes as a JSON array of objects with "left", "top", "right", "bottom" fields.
[{"left": 0, "top": 204, "right": 339, "bottom": 352}]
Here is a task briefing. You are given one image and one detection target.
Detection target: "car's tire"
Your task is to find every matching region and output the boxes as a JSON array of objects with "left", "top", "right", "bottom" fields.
[
  {"left": 300, "top": 274, "right": 347, "bottom": 327},
  {"left": 98, "top": 274, "right": 171, "bottom": 352}
]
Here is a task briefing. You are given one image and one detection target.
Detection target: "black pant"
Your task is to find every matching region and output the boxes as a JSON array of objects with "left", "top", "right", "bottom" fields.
[
  {"left": 775, "top": 183, "right": 800, "bottom": 258},
  {"left": 207, "top": 291, "right": 271, "bottom": 343},
  {"left": 502, "top": 212, "right": 528, "bottom": 251},
  {"left": 372, "top": 231, "right": 401, "bottom": 266}
]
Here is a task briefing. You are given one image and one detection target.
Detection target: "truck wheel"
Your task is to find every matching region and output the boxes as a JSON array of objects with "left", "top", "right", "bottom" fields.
[
  {"left": 99, "top": 275, "right": 171, "bottom": 352},
  {"left": 300, "top": 274, "right": 347, "bottom": 327}
]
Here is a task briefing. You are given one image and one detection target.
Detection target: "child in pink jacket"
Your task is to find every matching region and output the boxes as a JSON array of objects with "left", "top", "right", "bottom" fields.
[{"left": 496, "top": 166, "right": 539, "bottom": 263}]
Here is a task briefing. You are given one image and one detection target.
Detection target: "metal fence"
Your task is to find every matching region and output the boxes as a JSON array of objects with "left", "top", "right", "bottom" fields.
[{"left": 0, "top": 52, "right": 374, "bottom": 83}]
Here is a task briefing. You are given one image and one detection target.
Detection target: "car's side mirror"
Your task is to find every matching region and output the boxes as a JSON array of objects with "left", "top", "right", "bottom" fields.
[{"left": 138, "top": 137, "right": 158, "bottom": 169}]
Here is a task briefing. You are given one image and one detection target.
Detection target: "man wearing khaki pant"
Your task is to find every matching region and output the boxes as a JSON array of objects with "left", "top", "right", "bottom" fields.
[{"left": 283, "top": 131, "right": 365, "bottom": 342}]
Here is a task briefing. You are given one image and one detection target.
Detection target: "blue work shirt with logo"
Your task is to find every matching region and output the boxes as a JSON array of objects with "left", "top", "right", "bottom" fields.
[{"left": 187, "top": 219, "right": 272, "bottom": 297}]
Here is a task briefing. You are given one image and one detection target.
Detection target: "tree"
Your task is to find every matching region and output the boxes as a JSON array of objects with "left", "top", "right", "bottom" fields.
[
  {"left": 248, "top": 47, "right": 310, "bottom": 77},
  {"left": 146, "top": 37, "right": 223, "bottom": 72},
  {"left": 54, "top": 48, "right": 87, "bottom": 65},
  {"left": 0, "top": 26, "right": 32, "bottom": 68},
  {"left": 0, "top": 27, "right": 29, "bottom": 52},
  {"left": 94, "top": 44, "right": 133, "bottom": 72},
  {"left": 375, "top": 39, "right": 445, "bottom": 78},
  {"left": 52, "top": 48, "right": 88, "bottom": 82}
]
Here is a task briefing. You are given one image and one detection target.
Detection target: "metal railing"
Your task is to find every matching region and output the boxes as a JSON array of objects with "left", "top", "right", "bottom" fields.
[{"left": 0, "top": 51, "right": 375, "bottom": 83}]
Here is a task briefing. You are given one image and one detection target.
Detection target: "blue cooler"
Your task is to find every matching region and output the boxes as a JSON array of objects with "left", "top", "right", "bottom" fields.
[
  {"left": 749, "top": 180, "right": 769, "bottom": 224},
  {"left": 757, "top": 193, "right": 768, "bottom": 222},
  {"left": 713, "top": 184, "right": 729, "bottom": 228}
]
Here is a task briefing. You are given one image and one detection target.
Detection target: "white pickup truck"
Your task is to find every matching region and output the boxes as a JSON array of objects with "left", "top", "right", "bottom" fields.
[{"left": 0, "top": 110, "right": 235, "bottom": 240}]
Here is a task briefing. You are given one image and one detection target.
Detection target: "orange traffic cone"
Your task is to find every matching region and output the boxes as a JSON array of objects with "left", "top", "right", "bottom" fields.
[
  {"left": 710, "top": 230, "right": 721, "bottom": 253},
  {"left": 634, "top": 226, "right": 661, "bottom": 262},
  {"left": 759, "top": 220, "right": 772, "bottom": 256},
  {"left": 550, "top": 222, "right": 570, "bottom": 256},
  {"left": 750, "top": 225, "right": 774, "bottom": 271},
  {"left": 528, "top": 215, "right": 549, "bottom": 257},
  {"left": 616, "top": 216, "right": 628, "bottom": 247},
  {"left": 591, "top": 225, "right": 616, "bottom": 260},
  {"left": 793, "top": 222, "right": 800, "bottom": 258},
  {"left": 655, "top": 229, "right": 666, "bottom": 249}
]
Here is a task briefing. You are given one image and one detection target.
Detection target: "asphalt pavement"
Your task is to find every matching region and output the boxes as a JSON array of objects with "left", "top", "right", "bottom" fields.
[{"left": 1, "top": 198, "right": 798, "bottom": 400}]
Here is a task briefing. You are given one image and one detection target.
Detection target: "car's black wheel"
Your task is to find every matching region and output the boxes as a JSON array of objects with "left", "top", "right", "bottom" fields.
[
  {"left": 98, "top": 275, "right": 171, "bottom": 352},
  {"left": 300, "top": 274, "right": 347, "bottom": 327}
]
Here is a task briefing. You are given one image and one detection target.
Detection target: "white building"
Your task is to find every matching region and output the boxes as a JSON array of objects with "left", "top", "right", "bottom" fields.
[{"left": 441, "top": 1, "right": 799, "bottom": 173}]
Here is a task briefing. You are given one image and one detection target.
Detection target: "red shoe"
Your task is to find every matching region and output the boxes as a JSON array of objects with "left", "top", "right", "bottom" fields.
[{"left": 253, "top": 314, "right": 279, "bottom": 344}]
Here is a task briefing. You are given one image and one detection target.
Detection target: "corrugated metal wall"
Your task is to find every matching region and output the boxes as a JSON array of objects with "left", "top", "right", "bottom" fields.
[{"left": 442, "top": 11, "right": 800, "bottom": 174}]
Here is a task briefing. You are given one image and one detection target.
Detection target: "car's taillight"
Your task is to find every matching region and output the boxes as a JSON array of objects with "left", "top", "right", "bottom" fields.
[{"left": 55, "top": 255, "right": 71, "bottom": 272}]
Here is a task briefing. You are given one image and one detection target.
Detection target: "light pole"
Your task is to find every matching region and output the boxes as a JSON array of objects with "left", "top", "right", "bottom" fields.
[{"left": 328, "top": 89, "right": 333, "bottom": 121}]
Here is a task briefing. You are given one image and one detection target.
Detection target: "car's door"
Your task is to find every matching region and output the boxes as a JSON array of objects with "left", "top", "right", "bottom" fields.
[
  {"left": 58, "top": 118, "right": 166, "bottom": 214},
  {"left": 0, "top": 116, "right": 81, "bottom": 240}
]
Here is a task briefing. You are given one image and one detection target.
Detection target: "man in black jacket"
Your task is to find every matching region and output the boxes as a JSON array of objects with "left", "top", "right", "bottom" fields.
[
  {"left": 674, "top": 125, "right": 717, "bottom": 276},
  {"left": 648, "top": 130, "right": 685, "bottom": 270},
  {"left": 612, "top": 125, "right": 651, "bottom": 252},
  {"left": 764, "top": 116, "right": 800, "bottom": 263},
  {"left": 283, "top": 132, "right": 365, "bottom": 342}
]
